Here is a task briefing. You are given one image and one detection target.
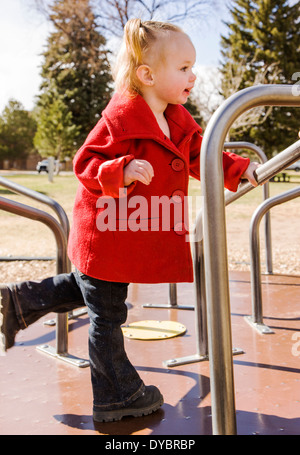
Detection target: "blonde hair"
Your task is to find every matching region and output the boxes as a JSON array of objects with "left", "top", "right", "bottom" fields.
[{"left": 113, "top": 18, "right": 183, "bottom": 95}]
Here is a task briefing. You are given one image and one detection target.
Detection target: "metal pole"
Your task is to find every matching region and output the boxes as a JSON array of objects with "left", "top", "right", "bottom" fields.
[
  {"left": 192, "top": 239, "right": 208, "bottom": 357},
  {"left": 0, "top": 197, "right": 68, "bottom": 271},
  {"left": 224, "top": 142, "right": 272, "bottom": 273},
  {"left": 0, "top": 176, "right": 70, "bottom": 237},
  {"left": 246, "top": 186, "right": 300, "bottom": 334},
  {"left": 0, "top": 196, "right": 69, "bottom": 353},
  {"left": 200, "top": 85, "right": 300, "bottom": 435},
  {"left": 168, "top": 283, "right": 177, "bottom": 306},
  {"left": 0, "top": 196, "right": 89, "bottom": 367},
  {"left": 163, "top": 224, "right": 209, "bottom": 368},
  {"left": 0, "top": 176, "right": 87, "bottom": 323},
  {"left": 0, "top": 176, "right": 72, "bottom": 347},
  {"left": 143, "top": 282, "right": 194, "bottom": 310}
]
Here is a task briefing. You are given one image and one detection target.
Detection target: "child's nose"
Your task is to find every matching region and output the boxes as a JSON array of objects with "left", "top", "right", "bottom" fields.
[{"left": 190, "top": 71, "right": 196, "bottom": 82}]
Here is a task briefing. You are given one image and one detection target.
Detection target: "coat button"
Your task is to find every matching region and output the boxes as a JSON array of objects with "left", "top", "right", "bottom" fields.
[
  {"left": 174, "top": 223, "right": 188, "bottom": 235},
  {"left": 171, "top": 190, "right": 185, "bottom": 202},
  {"left": 171, "top": 159, "right": 184, "bottom": 171}
]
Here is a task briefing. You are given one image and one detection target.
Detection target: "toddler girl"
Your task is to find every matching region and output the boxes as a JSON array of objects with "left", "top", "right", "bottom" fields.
[{"left": 0, "top": 18, "right": 258, "bottom": 422}]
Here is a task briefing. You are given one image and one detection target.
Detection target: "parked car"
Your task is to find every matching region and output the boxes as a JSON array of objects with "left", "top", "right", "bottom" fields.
[
  {"left": 36, "top": 159, "right": 61, "bottom": 173},
  {"left": 286, "top": 160, "right": 300, "bottom": 172},
  {"left": 36, "top": 159, "right": 49, "bottom": 173}
]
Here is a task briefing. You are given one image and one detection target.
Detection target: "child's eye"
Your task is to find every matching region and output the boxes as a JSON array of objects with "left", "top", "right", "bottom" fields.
[{"left": 181, "top": 66, "right": 188, "bottom": 72}]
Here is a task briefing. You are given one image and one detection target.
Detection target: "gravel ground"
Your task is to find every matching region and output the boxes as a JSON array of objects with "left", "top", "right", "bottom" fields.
[{"left": 0, "top": 237, "right": 298, "bottom": 284}]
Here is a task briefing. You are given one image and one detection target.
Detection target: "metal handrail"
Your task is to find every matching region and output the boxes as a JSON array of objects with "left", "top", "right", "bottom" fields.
[
  {"left": 245, "top": 186, "right": 300, "bottom": 334},
  {"left": 0, "top": 196, "right": 69, "bottom": 353},
  {"left": 0, "top": 195, "right": 89, "bottom": 367},
  {"left": 0, "top": 176, "right": 70, "bottom": 236},
  {"left": 0, "top": 176, "right": 70, "bottom": 263},
  {"left": 224, "top": 142, "right": 272, "bottom": 273},
  {"left": 0, "top": 176, "right": 88, "bottom": 325},
  {"left": 200, "top": 84, "right": 300, "bottom": 435},
  {"left": 149, "top": 141, "right": 271, "bottom": 313},
  {"left": 165, "top": 141, "right": 274, "bottom": 367}
]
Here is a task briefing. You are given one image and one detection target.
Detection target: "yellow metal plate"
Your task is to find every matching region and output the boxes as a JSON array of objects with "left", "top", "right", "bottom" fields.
[{"left": 122, "top": 320, "right": 186, "bottom": 340}]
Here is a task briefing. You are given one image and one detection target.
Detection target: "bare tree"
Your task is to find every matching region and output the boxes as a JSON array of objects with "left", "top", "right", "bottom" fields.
[
  {"left": 92, "top": 0, "right": 221, "bottom": 36},
  {"left": 221, "top": 55, "right": 282, "bottom": 140},
  {"left": 191, "top": 66, "right": 223, "bottom": 127},
  {"left": 33, "top": 0, "right": 221, "bottom": 37}
]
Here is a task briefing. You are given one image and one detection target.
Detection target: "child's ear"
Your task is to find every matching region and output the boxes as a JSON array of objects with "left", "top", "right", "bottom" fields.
[{"left": 136, "top": 65, "right": 154, "bottom": 86}]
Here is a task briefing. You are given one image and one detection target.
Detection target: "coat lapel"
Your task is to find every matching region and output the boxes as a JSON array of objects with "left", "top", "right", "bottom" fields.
[{"left": 102, "top": 92, "right": 201, "bottom": 158}]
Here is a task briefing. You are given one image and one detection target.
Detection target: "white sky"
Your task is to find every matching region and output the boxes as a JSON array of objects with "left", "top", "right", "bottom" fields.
[
  {"left": 0, "top": 0, "right": 52, "bottom": 112},
  {"left": 0, "top": 0, "right": 228, "bottom": 113}
]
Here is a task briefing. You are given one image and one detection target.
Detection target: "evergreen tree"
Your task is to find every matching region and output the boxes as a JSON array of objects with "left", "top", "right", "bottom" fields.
[
  {"left": 34, "top": 88, "right": 79, "bottom": 159},
  {"left": 0, "top": 100, "right": 37, "bottom": 164},
  {"left": 220, "top": 0, "right": 300, "bottom": 157},
  {"left": 37, "top": 0, "right": 113, "bottom": 151}
]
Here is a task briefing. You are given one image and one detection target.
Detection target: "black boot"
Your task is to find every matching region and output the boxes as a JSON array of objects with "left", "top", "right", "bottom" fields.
[
  {"left": 93, "top": 385, "right": 164, "bottom": 422},
  {"left": 0, "top": 285, "right": 21, "bottom": 352}
]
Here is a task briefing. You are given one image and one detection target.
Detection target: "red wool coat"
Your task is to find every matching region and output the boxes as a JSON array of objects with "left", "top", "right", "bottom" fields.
[{"left": 68, "top": 92, "right": 250, "bottom": 283}]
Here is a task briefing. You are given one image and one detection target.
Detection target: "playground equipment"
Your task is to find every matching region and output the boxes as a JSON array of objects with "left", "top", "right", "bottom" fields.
[
  {"left": 164, "top": 138, "right": 299, "bottom": 366},
  {"left": 200, "top": 84, "right": 300, "bottom": 435},
  {"left": 223, "top": 142, "right": 272, "bottom": 274},
  {"left": 0, "top": 179, "right": 89, "bottom": 367},
  {"left": 246, "top": 185, "right": 300, "bottom": 334}
]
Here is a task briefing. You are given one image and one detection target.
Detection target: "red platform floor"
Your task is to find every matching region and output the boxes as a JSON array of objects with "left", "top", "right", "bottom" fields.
[{"left": 0, "top": 271, "right": 300, "bottom": 436}]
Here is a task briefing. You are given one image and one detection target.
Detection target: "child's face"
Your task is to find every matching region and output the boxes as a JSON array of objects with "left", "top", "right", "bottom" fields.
[{"left": 149, "top": 32, "right": 196, "bottom": 107}]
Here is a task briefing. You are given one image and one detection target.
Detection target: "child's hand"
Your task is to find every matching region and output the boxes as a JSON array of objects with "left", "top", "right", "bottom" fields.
[
  {"left": 241, "top": 161, "right": 261, "bottom": 187},
  {"left": 124, "top": 159, "right": 154, "bottom": 187}
]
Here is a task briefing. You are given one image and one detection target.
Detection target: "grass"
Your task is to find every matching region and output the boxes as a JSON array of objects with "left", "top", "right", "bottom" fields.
[
  {"left": 188, "top": 171, "right": 300, "bottom": 198},
  {"left": 188, "top": 171, "right": 300, "bottom": 222},
  {"left": 0, "top": 173, "right": 79, "bottom": 258},
  {"left": 0, "top": 172, "right": 78, "bottom": 217}
]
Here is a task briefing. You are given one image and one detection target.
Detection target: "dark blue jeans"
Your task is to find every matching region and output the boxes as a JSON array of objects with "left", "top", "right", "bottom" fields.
[{"left": 11, "top": 269, "right": 145, "bottom": 410}]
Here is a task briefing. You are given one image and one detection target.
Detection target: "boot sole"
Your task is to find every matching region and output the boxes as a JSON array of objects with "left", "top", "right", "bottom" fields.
[{"left": 93, "top": 395, "right": 163, "bottom": 422}]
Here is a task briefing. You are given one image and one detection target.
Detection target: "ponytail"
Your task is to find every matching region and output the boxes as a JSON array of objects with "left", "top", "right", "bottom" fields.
[
  {"left": 113, "top": 18, "right": 182, "bottom": 95},
  {"left": 124, "top": 18, "right": 144, "bottom": 67}
]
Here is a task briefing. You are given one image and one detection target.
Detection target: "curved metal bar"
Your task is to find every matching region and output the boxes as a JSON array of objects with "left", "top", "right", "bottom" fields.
[
  {"left": 156, "top": 140, "right": 280, "bottom": 318},
  {"left": 246, "top": 186, "right": 300, "bottom": 334},
  {"left": 0, "top": 195, "right": 69, "bottom": 354},
  {"left": 224, "top": 141, "right": 268, "bottom": 163},
  {"left": 0, "top": 176, "right": 70, "bottom": 237},
  {"left": 224, "top": 142, "right": 272, "bottom": 273},
  {"left": 148, "top": 141, "right": 271, "bottom": 314},
  {"left": 164, "top": 140, "right": 300, "bottom": 368},
  {"left": 200, "top": 85, "right": 300, "bottom": 435},
  {"left": 0, "top": 195, "right": 89, "bottom": 367}
]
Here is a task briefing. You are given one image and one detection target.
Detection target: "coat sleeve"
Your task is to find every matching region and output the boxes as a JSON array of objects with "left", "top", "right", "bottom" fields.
[
  {"left": 73, "top": 119, "right": 136, "bottom": 198},
  {"left": 189, "top": 131, "right": 250, "bottom": 192}
]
